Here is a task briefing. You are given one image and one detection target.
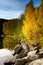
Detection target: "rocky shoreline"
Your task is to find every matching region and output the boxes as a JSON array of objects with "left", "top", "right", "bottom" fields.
[{"left": 4, "top": 43, "right": 43, "bottom": 65}]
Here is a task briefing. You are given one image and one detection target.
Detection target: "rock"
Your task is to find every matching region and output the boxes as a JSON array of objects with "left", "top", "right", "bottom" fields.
[
  {"left": 26, "top": 50, "right": 39, "bottom": 61},
  {"left": 13, "top": 43, "right": 29, "bottom": 58},
  {"left": 39, "top": 49, "right": 43, "bottom": 58},
  {"left": 16, "top": 43, "right": 30, "bottom": 58},
  {"left": 30, "top": 43, "right": 41, "bottom": 52},
  {"left": 29, "top": 45, "right": 34, "bottom": 51},
  {"left": 1, "top": 43, "right": 43, "bottom": 65},
  {"left": 13, "top": 43, "right": 22, "bottom": 55},
  {"left": 29, "top": 58, "right": 43, "bottom": 65},
  {"left": 13, "top": 44, "right": 43, "bottom": 65},
  {"left": 9, "top": 54, "right": 18, "bottom": 63},
  {"left": 17, "top": 52, "right": 27, "bottom": 58},
  {"left": 29, "top": 54, "right": 39, "bottom": 61},
  {"left": 27, "top": 50, "right": 37, "bottom": 57},
  {"left": 21, "top": 43, "right": 30, "bottom": 54},
  {"left": 14, "top": 57, "right": 28, "bottom": 65}
]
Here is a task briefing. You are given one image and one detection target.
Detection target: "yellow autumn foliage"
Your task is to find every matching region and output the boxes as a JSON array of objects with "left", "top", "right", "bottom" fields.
[{"left": 22, "top": 2, "right": 42, "bottom": 44}]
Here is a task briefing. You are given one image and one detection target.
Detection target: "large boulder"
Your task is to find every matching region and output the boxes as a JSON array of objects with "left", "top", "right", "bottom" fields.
[
  {"left": 29, "top": 58, "right": 43, "bottom": 65},
  {"left": 13, "top": 43, "right": 29, "bottom": 58}
]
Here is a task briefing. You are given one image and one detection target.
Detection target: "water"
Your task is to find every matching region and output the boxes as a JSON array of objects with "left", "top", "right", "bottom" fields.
[{"left": 0, "top": 49, "right": 13, "bottom": 65}]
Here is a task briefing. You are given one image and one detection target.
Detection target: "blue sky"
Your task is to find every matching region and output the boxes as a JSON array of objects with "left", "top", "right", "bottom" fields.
[{"left": 0, "top": 0, "right": 41, "bottom": 19}]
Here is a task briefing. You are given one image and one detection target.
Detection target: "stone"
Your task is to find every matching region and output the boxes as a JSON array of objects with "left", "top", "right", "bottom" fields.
[
  {"left": 13, "top": 43, "right": 22, "bottom": 55},
  {"left": 3, "top": 44, "right": 43, "bottom": 65},
  {"left": 13, "top": 43, "right": 30, "bottom": 58},
  {"left": 14, "top": 58, "right": 27, "bottom": 65},
  {"left": 29, "top": 58, "right": 43, "bottom": 65},
  {"left": 39, "top": 49, "right": 43, "bottom": 58},
  {"left": 21, "top": 43, "right": 30, "bottom": 54}
]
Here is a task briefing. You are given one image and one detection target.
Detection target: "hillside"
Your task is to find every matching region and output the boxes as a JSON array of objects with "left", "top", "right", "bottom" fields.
[{"left": 0, "top": 0, "right": 43, "bottom": 49}]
